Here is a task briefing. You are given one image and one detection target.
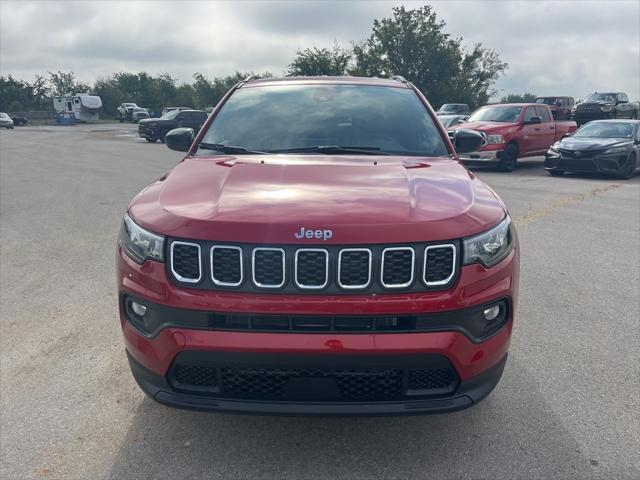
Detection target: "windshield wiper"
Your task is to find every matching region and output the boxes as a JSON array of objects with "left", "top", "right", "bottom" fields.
[
  {"left": 267, "top": 145, "right": 391, "bottom": 155},
  {"left": 198, "top": 143, "right": 267, "bottom": 154}
]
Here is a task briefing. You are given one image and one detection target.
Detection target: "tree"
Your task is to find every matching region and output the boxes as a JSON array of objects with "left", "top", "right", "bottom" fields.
[
  {"left": 500, "top": 93, "right": 537, "bottom": 103},
  {"left": 48, "top": 71, "right": 89, "bottom": 95},
  {"left": 287, "top": 44, "right": 351, "bottom": 76},
  {"left": 351, "top": 6, "right": 507, "bottom": 109}
]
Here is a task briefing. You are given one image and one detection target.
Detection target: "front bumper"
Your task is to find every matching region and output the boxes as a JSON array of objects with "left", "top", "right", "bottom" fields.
[
  {"left": 117, "top": 243, "right": 518, "bottom": 415},
  {"left": 138, "top": 124, "right": 157, "bottom": 138},
  {"left": 545, "top": 151, "right": 629, "bottom": 174},
  {"left": 128, "top": 350, "right": 507, "bottom": 415},
  {"left": 457, "top": 148, "right": 503, "bottom": 166}
]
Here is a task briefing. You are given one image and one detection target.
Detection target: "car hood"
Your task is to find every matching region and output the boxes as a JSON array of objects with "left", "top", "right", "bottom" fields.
[
  {"left": 450, "top": 121, "right": 513, "bottom": 134},
  {"left": 129, "top": 155, "right": 506, "bottom": 244},
  {"left": 557, "top": 137, "right": 632, "bottom": 151}
]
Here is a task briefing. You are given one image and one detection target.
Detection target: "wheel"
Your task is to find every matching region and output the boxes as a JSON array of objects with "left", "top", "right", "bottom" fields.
[
  {"left": 548, "top": 169, "right": 565, "bottom": 177},
  {"left": 497, "top": 143, "right": 518, "bottom": 172},
  {"left": 145, "top": 137, "right": 157, "bottom": 143},
  {"left": 632, "top": 110, "right": 638, "bottom": 120},
  {"left": 159, "top": 132, "right": 166, "bottom": 143},
  {"left": 618, "top": 152, "right": 637, "bottom": 180},
  {"left": 119, "top": 117, "right": 124, "bottom": 123}
]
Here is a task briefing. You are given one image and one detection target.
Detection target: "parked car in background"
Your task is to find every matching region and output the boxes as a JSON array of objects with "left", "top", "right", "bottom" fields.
[
  {"left": 0, "top": 112, "right": 14, "bottom": 129},
  {"left": 436, "top": 103, "right": 470, "bottom": 115},
  {"left": 545, "top": 120, "right": 639, "bottom": 179},
  {"left": 438, "top": 114, "right": 468, "bottom": 128},
  {"left": 138, "top": 109, "right": 208, "bottom": 142},
  {"left": 534, "top": 96, "right": 574, "bottom": 120},
  {"left": 9, "top": 114, "right": 27, "bottom": 126},
  {"left": 161, "top": 106, "right": 191, "bottom": 116},
  {"left": 450, "top": 103, "right": 578, "bottom": 171},
  {"left": 117, "top": 103, "right": 150, "bottom": 123},
  {"left": 573, "top": 92, "right": 639, "bottom": 125},
  {"left": 118, "top": 76, "right": 517, "bottom": 416}
]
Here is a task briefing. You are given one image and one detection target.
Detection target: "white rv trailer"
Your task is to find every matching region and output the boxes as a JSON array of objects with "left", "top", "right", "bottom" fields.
[{"left": 52, "top": 93, "right": 102, "bottom": 122}]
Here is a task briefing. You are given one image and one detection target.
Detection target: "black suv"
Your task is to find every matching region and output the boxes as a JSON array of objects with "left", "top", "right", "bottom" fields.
[{"left": 138, "top": 109, "right": 208, "bottom": 143}]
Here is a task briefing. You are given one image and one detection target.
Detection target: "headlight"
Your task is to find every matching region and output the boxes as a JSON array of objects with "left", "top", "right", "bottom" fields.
[
  {"left": 571, "top": 106, "right": 577, "bottom": 113},
  {"left": 486, "top": 135, "right": 505, "bottom": 145},
  {"left": 119, "top": 213, "right": 165, "bottom": 264},
  {"left": 601, "top": 106, "right": 612, "bottom": 112},
  {"left": 603, "top": 146, "right": 628, "bottom": 155},
  {"left": 548, "top": 142, "right": 561, "bottom": 153},
  {"left": 463, "top": 216, "right": 514, "bottom": 268}
]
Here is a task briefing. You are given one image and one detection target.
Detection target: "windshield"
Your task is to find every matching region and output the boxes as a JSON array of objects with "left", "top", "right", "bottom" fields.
[
  {"left": 585, "top": 93, "right": 616, "bottom": 103},
  {"left": 199, "top": 84, "right": 448, "bottom": 157},
  {"left": 439, "top": 104, "right": 458, "bottom": 112},
  {"left": 573, "top": 122, "right": 634, "bottom": 139},
  {"left": 0, "top": 113, "right": 9, "bottom": 119},
  {"left": 160, "top": 109, "right": 180, "bottom": 120},
  {"left": 468, "top": 106, "right": 522, "bottom": 123},
  {"left": 535, "top": 98, "right": 558, "bottom": 105}
]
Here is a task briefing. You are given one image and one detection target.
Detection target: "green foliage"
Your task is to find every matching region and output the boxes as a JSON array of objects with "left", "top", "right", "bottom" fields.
[
  {"left": 287, "top": 44, "right": 351, "bottom": 76},
  {"left": 48, "top": 71, "right": 90, "bottom": 96},
  {"left": 500, "top": 93, "right": 537, "bottom": 103},
  {"left": 351, "top": 6, "right": 507, "bottom": 109}
]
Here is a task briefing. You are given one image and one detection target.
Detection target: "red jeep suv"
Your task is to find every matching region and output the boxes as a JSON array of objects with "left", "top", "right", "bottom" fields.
[{"left": 117, "top": 76, "right": 519, "bottom": 415}]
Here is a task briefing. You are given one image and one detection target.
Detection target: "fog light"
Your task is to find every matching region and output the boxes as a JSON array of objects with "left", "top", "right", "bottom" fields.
[
  {"left": 483, "top": 304, "right": 501, "bottom": 321},
  {"left": 131, "top": 301, "right": 147, "bottom": 317}
]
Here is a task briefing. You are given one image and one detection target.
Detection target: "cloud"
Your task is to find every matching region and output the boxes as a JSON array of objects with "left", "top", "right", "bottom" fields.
[{"left": 1, "top": 0, "right": 638, "bottom": 100}]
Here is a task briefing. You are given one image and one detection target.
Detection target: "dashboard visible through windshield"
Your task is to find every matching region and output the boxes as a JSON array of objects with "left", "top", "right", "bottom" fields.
[{"left": 198, "top": 84, "right": 449, "bottom": 157}]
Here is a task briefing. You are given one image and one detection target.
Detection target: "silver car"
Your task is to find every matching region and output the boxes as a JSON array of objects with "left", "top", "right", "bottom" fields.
[{"left": 0, "top": 112, "right": 14, "bottom": 129}]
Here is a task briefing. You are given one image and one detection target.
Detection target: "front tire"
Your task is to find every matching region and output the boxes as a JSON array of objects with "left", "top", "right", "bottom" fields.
[
  {"left": 618, "top": 152, "right": 637, "bottom": 180},
  {"left": 145, "top": 137, "right": 157, "bottom": 143},
  {"left": 498, "top": 143, "right": 518, "bottom": 172}
]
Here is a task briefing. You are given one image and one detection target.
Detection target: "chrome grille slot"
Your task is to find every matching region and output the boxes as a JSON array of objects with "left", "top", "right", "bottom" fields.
[
  {"left": 338, "top": 249, "right": 372, "bottom": 289},
  {"left": 381, "top": 247, "right": 415, "bottom": 288},
  {"left": 295, "top": 249, "right": 329, "bottom": 289},
  {"left": 423, "top": 244, "right": 456, "bottom": 286},
  {"left": 252, "top": 248, "right": 285, "bottom": 288},
  {"left": 210, "top": 246, "right": 243, "bottom": 286},
  {"left": 170, "top": 241, "right": 202, "bottom": 283}
]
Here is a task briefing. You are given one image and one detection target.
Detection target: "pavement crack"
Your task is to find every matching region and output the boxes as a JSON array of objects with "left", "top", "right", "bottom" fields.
[{"left": 513, "top": 183, "right": 623, "bottom": 227}]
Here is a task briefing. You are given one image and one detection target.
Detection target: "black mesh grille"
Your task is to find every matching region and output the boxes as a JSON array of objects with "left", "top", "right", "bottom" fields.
[
  {"left": 169, "top": 362, "right": 457, "bottom": 401},
  {"left": 253, "top": 249, "right": 284, "bottom": 286},
  {"left": 382, "top": 249, "right": 413, "bottom": 286},
  {"left": 296, "top": 250, "right": 327, "bottom": 287},
  {"left": 211, "top": 247, "right": 242, "bottom": 285},
  {"left": 425, "top": 247, "right": 454, "bottom": 284},
  {"left": 174, "top": 364, "right": 217, "bottom": 387},
  {"left": 556, "top": 159, "right": 598, "bottom": 171},
  {"left": 407, "top": 368, "right": 456, "bottom": 390},
  {"left": 339, "top": 250, "right": 370, "bottom": 287},
  {"left": 171, "top": 243, "right": 200, "bottom": 280}
]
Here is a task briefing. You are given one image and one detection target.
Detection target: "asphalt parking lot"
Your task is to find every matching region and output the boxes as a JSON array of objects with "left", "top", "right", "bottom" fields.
[{"left": 1, "top": 123, "right": 638, "bottom": 480}]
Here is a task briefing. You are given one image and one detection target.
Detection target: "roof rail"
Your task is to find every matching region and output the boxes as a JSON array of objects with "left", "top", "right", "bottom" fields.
[
  {"left": 389, "top": 75, "right": 409, "bottom": 83},
  {"left": 243, "top": 74, "right": 260, "bottom": 83}
]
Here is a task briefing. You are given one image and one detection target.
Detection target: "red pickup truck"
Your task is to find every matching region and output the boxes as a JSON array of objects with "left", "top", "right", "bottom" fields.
[{"left": 453, "top": 103, "right": 577, "bottom": 171}]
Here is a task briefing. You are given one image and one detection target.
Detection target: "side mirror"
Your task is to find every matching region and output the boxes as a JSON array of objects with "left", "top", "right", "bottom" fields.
[
  {"left": 165, "top": 128, "right": 194, "bottom": 152},
  {"left": 451, "top": 128, "right": 485, "bottom": 153},
  {"left": 524, "top": 116, "right": 542, "bottom": 125}
]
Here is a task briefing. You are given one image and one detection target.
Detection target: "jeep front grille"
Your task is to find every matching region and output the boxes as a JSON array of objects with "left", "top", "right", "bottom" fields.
[{"left": 168, "top": 240, "right": 458, "bottom": 293}]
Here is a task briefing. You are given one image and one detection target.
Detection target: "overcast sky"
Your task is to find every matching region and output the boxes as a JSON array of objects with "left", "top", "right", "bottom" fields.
[{"left": 1, "top": 1, "right": 639, "bottom": 100}]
